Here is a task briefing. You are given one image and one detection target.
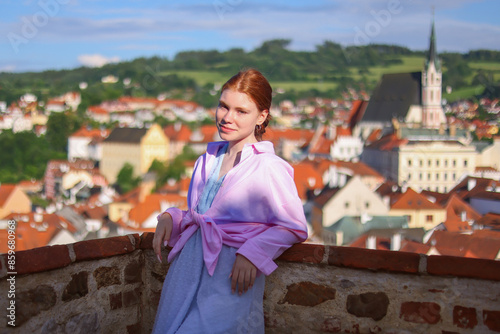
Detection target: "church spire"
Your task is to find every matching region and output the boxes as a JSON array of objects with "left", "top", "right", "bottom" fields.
[{"left": 426, "top": 11, "right": 440, "bottom": 71}]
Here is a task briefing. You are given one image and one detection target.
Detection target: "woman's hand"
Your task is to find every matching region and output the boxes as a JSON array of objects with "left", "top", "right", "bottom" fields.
[
  {"left": 230, "top": 254, "right": 257, "bottom": 295},
  {"left": 153, "top": 212, "right": 173, "bottom": 263}
]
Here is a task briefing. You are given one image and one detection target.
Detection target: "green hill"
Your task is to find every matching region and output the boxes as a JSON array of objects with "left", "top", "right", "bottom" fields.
[{"left": 1, "top": 40, "right": 499, "bottom": 108}]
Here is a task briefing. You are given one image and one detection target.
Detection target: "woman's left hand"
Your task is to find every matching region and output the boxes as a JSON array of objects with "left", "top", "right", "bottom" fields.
[{"left": 230, "top": 254, "right": 257, "bottom": 295}]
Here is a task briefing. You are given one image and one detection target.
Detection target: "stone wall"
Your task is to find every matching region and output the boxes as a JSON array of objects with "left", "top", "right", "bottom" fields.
[{"left": 1, "top": 233, "right": 499, "bottom": 333}]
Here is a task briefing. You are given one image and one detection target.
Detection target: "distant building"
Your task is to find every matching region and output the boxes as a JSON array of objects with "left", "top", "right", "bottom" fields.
[
  {"left": 362, "top": 126, "right": 477, "bottom": 193},
  {"left": 68, "top": 126, "right": 110, "bottom": 161},
  {"left": 310, "top": 176, "right": 389, "bottom": 241},
  {"left": 0, "top": 184, "right": 31, "bottom": 219},
  {"left": 100, "top": 124, "right": 169, "bottom": 183},
  {"left": 356, "top": 19, "right": 446, "bottom": 139}
]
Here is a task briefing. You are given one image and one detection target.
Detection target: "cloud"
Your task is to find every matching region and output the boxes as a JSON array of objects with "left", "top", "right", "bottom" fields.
[
  {"left": 77, "top": 54, "right": 120, "bottom": 67},
  {"left": 0, "top": 64, "right": 16, "bottom": 72}
]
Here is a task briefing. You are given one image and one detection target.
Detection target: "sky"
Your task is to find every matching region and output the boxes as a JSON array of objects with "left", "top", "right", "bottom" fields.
[{"left": 1, "top": 0, "right": 499, "bottom": 73}]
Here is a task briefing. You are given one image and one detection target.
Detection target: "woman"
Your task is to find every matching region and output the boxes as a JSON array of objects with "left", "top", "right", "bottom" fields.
[{"left": 152, "top": 68, "right": 308, "bottom": 333}]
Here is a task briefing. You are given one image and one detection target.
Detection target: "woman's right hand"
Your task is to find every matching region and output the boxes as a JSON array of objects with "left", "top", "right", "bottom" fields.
[{"left": 153, "top": 212, "right": 173, "bottom": 263}]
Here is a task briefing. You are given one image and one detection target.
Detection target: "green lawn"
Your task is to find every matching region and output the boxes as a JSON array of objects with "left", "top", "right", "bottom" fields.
[
  {"left": 443, "top": 85, "right": 484, "bottom": 102},
  {"left": 158, "top": 56, "right": 499, "bottom": 99},
  {"left": 469, "top": 62, "right": 500, "bottom": 71}
]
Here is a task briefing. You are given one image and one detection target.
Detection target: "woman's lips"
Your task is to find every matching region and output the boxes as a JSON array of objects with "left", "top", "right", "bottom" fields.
[{"left": 219, "top": 124, "right": 235, "bottom": 132}]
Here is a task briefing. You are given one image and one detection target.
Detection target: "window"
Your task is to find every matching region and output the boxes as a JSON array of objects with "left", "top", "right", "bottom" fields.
[
  {"left": 436, "top": 173, "right": 439, "bottom": 180},
  {"left": 428, "top": 173, "right": 431, "bottom": 180},
  {"left": 453, "top": 173, "right": 456, "bottom": 180},
  {"left": 408, "top": 173, "right": 412, "bottom": 180},
  {"left": 420, "top": 160, "right": 423, "bottom": 167},
  {"left": 464, "top": 160, "right": 468, "bottom": 167},
  {"left": 453, "top": 160, "right": 456, "bottom": 167},
  {"left": 428, "top": 159, "right": 432, "bottom": 167},
  {"left": 436, "top": 160, "right": 440, "bottom": 167},
  {"left": 365, "top": 202, "right": 370, "bottom": 209},
  {"left": 426, "top": 215, "right": 433, "bottom": 222},
  {"left": 444, "top": 173, "right": 447, "bottom": 181},
  {"left": 408, "top": 159, "right": 412, "bottom": 167},
  {"left": 444, "top": 160, "right": 448, "bottom": 167},
  {"left": 345, "top": 202, "right": 349, "bottom": 208},
  {"left": 419, "top": 173, "right": 423, "bottom": 181}
]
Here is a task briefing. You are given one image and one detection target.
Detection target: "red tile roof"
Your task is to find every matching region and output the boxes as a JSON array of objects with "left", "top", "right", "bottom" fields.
[
  {"left": 365, "top": 133, "right": 408, "bottom": 151},
  {"left": 399, "top": 240, "right": 431, "bottom": 254},
  {"left": 71, "top": 126, "right": 110, "bottom": 139},
  {"left": 443, "top": 194, "right": 481, "bottom": 232},
  {"left": 122, "top": 193, "right": 188, "bottom": 231},
  {"left": 291, "top": 161, "right": 324, "bottom": 200},
  {"left": 0, "top": 184, "right": 16, "bottom": 207},
  {"left": 164, "top": 124, "right": 192, "bottom": 142},
  {"left": 0, "top": 213, "right": 76, "bottom": 252},
  {"left": 391, "top": 188, "right": 443, "bottom": 210},
  {"left": 426, "top": 230, "right": 500, "bottom": 260},
  {"left": 476, "top": 213, "right": 500, "bottom": 230}
]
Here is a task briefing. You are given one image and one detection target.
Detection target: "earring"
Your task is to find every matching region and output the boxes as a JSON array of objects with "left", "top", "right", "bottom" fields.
[{"left": 255, "top": 124, "right": 261, "bottom": 131}]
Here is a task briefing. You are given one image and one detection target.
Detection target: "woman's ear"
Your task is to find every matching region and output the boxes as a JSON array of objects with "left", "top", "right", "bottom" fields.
[{"left": 257, "top": 109, "right": 269, "bottom": 125}]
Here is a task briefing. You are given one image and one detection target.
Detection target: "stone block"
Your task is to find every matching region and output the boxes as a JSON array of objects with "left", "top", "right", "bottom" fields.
[
  {"left": 62, "top": 271, "right": 89, "bottom": 301},
  {"left": 17, "top": 285, "right": 57, "bottom": 326},
  {"left": 346, "top": 292, "right": 389, "bottom": 321},
  {"left": 278, "top": 281, "right": 336, "bottom": 307},
  {"left": 124, "top": 260, "right": 142, "bottom": 284},
  {"left": 109, "top": 292, "right": 123, "bottom": 310},
  {"left": 93, "top": 266, "right": 121, "bottom": 289},
  {"left": 123, "top": 286, "right": 142, "bottom": 307}
]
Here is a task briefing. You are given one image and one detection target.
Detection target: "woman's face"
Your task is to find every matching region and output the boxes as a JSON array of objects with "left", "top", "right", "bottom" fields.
[{"left": 216, "top": 89, "right": 268, "bottom": 150}]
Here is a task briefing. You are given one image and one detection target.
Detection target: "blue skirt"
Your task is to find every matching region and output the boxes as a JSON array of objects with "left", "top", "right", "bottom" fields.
[{"left": 152, "top": 230, "right": 265, "bottom": 333}]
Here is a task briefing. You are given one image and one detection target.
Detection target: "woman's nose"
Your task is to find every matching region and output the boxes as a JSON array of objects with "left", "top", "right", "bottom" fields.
[{"left": 222, "top": 109, "right": 234, "bottom": 123}]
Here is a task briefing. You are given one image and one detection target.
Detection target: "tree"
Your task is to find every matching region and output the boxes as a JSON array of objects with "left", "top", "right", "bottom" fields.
[
  {"left": 46, "top": 112, "right": 81, "bottom": 153},
  {"left": 115, "top": 163, "right": 141, "bottom": 194}
]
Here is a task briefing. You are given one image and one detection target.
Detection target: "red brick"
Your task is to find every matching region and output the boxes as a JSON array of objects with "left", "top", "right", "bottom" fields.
[
  {"left": 427, "top": 255, "right": 500, "bottom": 281},
  {"left": 140, "top": 232, "right": 154, "bottom": 249},
  {"left": 15, "top": 245, "right": 71, "bottom": 275},
  {"left": 278, "top": 243, "right": 325, "bottom": 264},
  {"left": 73, "top": 235, "right": 136, "bottom": 261},
  {"left": 109, "top": 292, "right": 122, "bottom": 310},
  {"left": 328, "top": 247, "right": 420, "bottom": 274},
  {"left": 453, "top": 306, "right": 477, "bottom": 329},
  {"left": 400, "top": 301, "right": 441, "bottom": 324},
  {"left": 483, "top": 309, "right": 500, "bottom": 332}
]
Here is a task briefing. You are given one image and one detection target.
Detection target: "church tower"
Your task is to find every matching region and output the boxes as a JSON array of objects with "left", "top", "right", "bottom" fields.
[{"left": 421, "top": 18, "right": 446, "bottom": 129}]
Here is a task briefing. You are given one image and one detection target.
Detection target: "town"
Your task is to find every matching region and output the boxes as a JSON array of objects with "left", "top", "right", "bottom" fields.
[{"left": 0, "top": 25, "right": 499, "bottom": 263}]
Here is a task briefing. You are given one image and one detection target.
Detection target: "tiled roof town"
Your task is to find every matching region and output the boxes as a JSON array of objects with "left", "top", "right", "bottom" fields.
[{"left": 1, "top": 23, "right": 499, "bottom": 262}]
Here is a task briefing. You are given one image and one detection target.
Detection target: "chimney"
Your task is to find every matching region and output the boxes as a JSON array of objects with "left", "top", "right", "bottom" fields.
[
  {"left": 450, "top": 123, "right": 457, "bottom": 137},
  {"left": 467, "top": 178, "right": 477, "bottom": 191},
  {"left": 391, "top": 233, "right": 402, "bottom": 251},
  {"left": 366, "top": 235, "right": 376, "bottom": 250},
  {"left": 336, "top": 231, "right": 344, "bottom": 246}
]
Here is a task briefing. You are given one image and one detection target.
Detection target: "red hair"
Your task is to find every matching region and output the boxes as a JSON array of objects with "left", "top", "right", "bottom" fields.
[{"left": 221, "top": 68, "right": 272, "bottom": 140}]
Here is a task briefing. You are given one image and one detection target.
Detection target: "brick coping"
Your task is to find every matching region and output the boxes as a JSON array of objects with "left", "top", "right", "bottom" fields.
[{"left": 1, "top": 232, "right": 499, "bottom": 281}]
